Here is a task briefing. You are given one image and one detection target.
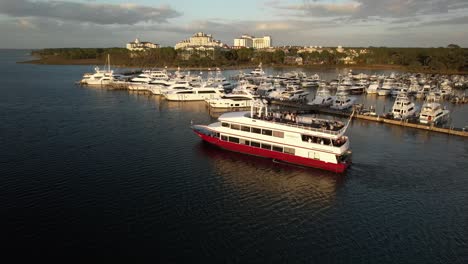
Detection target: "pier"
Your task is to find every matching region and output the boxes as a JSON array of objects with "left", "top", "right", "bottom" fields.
[{"left": 270, "top": 100, "right": 468, "bottom": 137}]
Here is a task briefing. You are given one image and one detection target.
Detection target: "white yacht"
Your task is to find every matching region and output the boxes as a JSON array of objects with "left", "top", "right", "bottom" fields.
[
  {"left": 366, "top": 82, "right": 380, "bottom": 94},
  {"left": 250, "top": 63, "right": 265, "bottom": 76},
  {"left": 80, "top": 54, "right": 114, "bottom": 86},
  {"left": 270, "top": 84, "right": 309, "bottom": 102},
  {"left": 206, "top": 69, "right": 234, "bottom": 90},
  {"left": 350, "top": 83, "right": 366, "bottom": 94},
  {"left": 80, "top": 68, "right": 115, "bottom": 86},
  {"left": 330, "top": 91, "right": 356, "bottom": 110},
  {"left": 408, "top": 82, "right": 420, "bottom": 95},
  {"left": 308, "top": 87, "right": 333, "bottom": 106},
  {"left": 149, "top": 80, "right": 192, "bottom": 95},
  {"left": 390, "top": 92, "right": 417, "bottom": 119},
  {"left": 416, "top": 84, "right": 432, "bottom": 99},
  {"left": 163, "top": 86, "right": 225, "bottom": 101},
  {"left": 377, "top": 77, "right": 395, "bottom": 96},
  {"left": 206, "top": 87, "right": 257, "bottom": 109},
  {"left": 425, "top": 91, "right": 442, "bottom": 102},
  {"left": 419, "top": 103, "right": 450, "bottom": 125}
]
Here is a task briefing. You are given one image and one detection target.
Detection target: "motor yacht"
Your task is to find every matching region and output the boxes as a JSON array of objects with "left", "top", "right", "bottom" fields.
[
  {"left": 419, "top": 102, "right": 450, "bottom": 125},
  {"left": 308, "top": 87, "right": 333, "bottom": 106},
  {"left": 390, "top": 92, "right": 417, "bottom": 119},
  {"left": 330, "top": 91, "right": 356, "bottom": 110}
]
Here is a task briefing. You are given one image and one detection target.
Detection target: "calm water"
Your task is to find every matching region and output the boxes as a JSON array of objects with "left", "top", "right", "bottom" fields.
[{"left": 1, "top": 50, "right": 467, "bottom": 262}]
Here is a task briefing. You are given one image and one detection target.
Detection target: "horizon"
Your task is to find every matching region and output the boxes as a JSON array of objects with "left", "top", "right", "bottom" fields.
[{"left": 1, "top": 0, "right": 467, "bottom": 49}]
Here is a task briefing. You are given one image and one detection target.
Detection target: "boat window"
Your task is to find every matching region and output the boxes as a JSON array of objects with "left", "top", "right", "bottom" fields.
[
  {"left": 221, "top": 135, "right": 228, "bottom": 141},
  {"left": 240, "top": 139, "right": 250, "bottom": 145},
  {"left": 262, "top": 129, "right": 272, "bottom": 136},
  {"left": 229, "top": 136, "right": 239, "bottom": 143},
  {"left": 231, "top": 124, "right": 240, "bottom": 130},
  {"left": 284, "top": 147, "right": 295, "bottom": 155},
  {"left": 241, "top": 126, "right": 251, "bottom": 132},
  {"left": 251, "top": 141, "right": 261, "bottom": 148},
  {"left": 273, "top": 131, "right": 284, "bottom": 138},
  {"left": 251, "top": 127, "right": 261, "bottom": 134},
  {"left": 272, "top": 146, "right": 283, "bottom": 152},
  {"left": 222, "top": 122, "right": 230, "bottom": 127},
  {"left": 261, "top": 143, "right": 271, "bottom": 150},
  {"left": 198, "top": 91, "right": 216, "bottom": 94},
  {"left": 408, "top": 107, "right": 414, "bottom": 112},
  {"left": 177, "top": 91, "right": 193, "bottom": 94}
]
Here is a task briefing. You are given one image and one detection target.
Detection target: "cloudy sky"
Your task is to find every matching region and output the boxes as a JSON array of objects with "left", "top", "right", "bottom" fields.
[{"left": 0, "top": 0, "right": 467, "bottom": 48}]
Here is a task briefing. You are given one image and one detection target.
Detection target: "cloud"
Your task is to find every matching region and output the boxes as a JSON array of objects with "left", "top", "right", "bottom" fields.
[
  {"left": 267, "top": 0, "right": 360, "bottom": 17},
  {"left": 268, "top": 0, "right": 468, "bottom": 20},
  {"left": 0, "top": 0, "right": 181, "bottom": 25}
]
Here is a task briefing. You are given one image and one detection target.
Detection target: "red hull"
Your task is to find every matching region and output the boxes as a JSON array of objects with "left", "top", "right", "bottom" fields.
[{"left": 193, "top": 130, "right": 348, "bottom": 173}]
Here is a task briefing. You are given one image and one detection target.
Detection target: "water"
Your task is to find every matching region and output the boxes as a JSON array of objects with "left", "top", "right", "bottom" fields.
[{"left": 1, "top": 50, "right": 467, "bottom": 262}]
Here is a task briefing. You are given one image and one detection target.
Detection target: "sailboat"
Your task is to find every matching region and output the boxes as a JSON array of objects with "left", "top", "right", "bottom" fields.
[{"left": 80, "top": 54, "right": 115, "bottom": 86}]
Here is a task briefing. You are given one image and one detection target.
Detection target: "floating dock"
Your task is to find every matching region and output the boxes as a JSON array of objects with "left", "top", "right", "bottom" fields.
[{"left": 270, "top": 100, "right": 468, "bottom": 138}]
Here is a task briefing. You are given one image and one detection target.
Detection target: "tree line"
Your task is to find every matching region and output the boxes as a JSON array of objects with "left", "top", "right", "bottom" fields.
[{"left": 32, "top": 46, "right": 468, "bottom": 72}]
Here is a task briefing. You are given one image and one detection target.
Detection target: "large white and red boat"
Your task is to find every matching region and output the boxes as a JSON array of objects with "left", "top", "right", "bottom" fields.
[{"left": 192, "top": 100, "right": 352, "bottom": 173}]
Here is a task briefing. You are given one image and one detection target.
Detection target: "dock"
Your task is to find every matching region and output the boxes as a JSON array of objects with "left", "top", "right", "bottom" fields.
[{"left": 270, "top": 100, "right": 468, "bottom": 137}]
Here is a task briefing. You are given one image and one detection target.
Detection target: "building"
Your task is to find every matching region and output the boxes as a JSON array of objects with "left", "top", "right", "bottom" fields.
[
  {"left": 233, "top": 34, "right": 254, "bottom": 48},
  {"left": 126, "top": 38, "right": 159, "bottom": 51},
  {"left": 174, "top": 32, "right": 227, "bottom": 50},
  {"left": 233, "top": 35, "right": 272, "bottom": 49}
]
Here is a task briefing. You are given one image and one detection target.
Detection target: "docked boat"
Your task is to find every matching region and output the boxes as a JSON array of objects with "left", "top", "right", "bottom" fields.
[
  {"left": 377, "top": 78, "right": 395, "bottom": 96},
  {"left": 191, "top": 100, "right": 352, "bottom": 173},
  {"left": 350, "top": 83, "right": 366, "bottom": 94},
  {"left": 366, "top": 82, "right": 380, "bottom": 94},
  {"left": 80, "top": 54, "right": 114, "bottom": 86},
  {"left": 390, "top": 92, "right": 417, "bottom": 119},
  {"left": 419, "top": 102, "right": 450, "bottom": 125},
  {"left": 163, "top": 85, "right": 225, "bottom": 101},
  {"left": 205, "top": 87, "right": 257, "bottom": 109},
  {"left": 309, "top": 87, "right": 333, "bottom": 106},
  {"left": 330, "top": 91, "right": 356, "bottom": 110}
]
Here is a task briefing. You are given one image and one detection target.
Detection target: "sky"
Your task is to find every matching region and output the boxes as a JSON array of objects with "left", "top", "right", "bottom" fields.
[{"left": 0, "top": 0, "right": 467, "bottom": 48}]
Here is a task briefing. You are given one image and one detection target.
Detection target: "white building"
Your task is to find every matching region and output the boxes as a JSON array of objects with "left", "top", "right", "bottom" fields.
[
  {"left": 175, "top": 32, "right": 226, "bottom": 50},
  {"left": 126, "top": 38, "right": 159, "bottom": 51},
  {"left": 233, "top": 35, "right": 272, "bottom": 49},
  {"left": 336, "top": 45, "right": 345, "bottom": 53},
  {"left": 233, "top": 34, "right": 254, "bottom": 48}
]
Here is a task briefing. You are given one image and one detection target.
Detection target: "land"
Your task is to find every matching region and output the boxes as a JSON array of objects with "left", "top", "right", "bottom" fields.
[{"left": 21, "top": 46, "right": 468, "bottom": 74}]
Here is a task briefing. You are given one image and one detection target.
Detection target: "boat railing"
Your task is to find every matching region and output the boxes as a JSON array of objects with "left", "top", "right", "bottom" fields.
[{"left": 251, "top": 114, "right": 345, "bottom": 135}]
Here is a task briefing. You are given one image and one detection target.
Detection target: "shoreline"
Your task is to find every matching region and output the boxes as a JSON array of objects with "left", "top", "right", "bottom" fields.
[{"left": 18, "top": 58, "right": 468, "bottom": 75}]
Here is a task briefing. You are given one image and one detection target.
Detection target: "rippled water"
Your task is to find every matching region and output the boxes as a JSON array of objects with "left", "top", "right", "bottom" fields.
[{"left": 1, "top": 50, "right": 467, "bottom": 262}]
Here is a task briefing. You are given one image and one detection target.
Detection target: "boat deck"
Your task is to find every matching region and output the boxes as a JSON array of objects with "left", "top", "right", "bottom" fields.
[{"left": 250, "top": 112, "right": 346, "bottom": 135}]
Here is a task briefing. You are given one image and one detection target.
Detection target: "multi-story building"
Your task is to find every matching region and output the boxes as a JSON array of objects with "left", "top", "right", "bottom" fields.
[
  {"left": 174, "top": 32, "right": 226, "bottom": 50},
  {"left": 233, "top": 35, "right": 272, "bottom": 49},
  {"left": 126, "top": 38, "right": 159, "bottom": 51},
  {"left": 233, "top": 35, "right": 254, "bottom": 48}
]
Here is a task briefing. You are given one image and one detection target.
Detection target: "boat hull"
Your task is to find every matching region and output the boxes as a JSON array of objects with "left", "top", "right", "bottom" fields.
[{"left": 193, "top": 129, "right": 349, "bottom": 173}]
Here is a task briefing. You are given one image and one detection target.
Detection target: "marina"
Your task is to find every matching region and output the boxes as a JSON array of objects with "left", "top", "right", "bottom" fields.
[
  {"left": 78, "top": 61, "right": 468, "bottom": 139},
  {"left": 2, "top": 50, "right": 467, "bottom": 262}
]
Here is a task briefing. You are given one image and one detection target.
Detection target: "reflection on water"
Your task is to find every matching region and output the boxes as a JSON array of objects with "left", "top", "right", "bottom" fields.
[
  {"left": 196, "top": 141, "right": 344, "bottom": 207},
  {"left": 156, "top": 97, "right": 210, "bottom": 113}
]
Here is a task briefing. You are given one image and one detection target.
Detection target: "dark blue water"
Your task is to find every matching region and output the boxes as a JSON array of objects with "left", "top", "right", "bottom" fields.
[{"left": 1, "top": 50, "right": 467, "bottom": 262}]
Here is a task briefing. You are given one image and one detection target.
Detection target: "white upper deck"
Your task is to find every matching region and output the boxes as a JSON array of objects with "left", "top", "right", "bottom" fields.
[{"left": 217, "top": 111, "right": 348, "bottom": 139}]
